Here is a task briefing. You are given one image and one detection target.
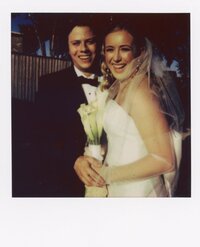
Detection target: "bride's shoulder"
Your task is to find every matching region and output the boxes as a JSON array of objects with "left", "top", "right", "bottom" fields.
[{"left": 129, "top": 75, "right": 153, "bottom": 100}]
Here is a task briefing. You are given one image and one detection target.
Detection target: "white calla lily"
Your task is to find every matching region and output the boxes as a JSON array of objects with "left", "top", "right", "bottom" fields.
[{"left": 77, "top": 88, "right": 108, "bottom": 145}]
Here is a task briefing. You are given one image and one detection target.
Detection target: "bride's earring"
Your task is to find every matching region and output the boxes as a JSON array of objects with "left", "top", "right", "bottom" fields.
[
  {"left": 101, "top": 63, "right": 112, "bottom": 90},
  {"left": 130, "top": 58, "right": 142, "bottom": 79},
  {"left": 105, "top": 67, "right": 111, "bottom": 80},
  {"left": 136, "top": 58, "right": 142, "bottom": 73}
]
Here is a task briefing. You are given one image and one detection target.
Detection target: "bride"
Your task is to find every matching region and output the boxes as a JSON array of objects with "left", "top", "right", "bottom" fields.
[{"left": 74, "top": 22, "right": 185, "bottom": 197}]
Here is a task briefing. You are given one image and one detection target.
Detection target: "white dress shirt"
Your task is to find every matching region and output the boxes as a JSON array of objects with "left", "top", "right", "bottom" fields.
[{"left": 74, "top": 66, "right": 99, "bottom": 103}]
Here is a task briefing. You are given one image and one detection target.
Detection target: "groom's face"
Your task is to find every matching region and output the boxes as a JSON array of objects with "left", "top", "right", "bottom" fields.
[{"left": 68, "top": 26, "right": 97, "bottom": 73}]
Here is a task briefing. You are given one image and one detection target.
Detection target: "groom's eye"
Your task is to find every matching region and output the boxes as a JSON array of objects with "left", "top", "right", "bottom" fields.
[
  {"left": 86, "top": 38, "right": 96, "bottom": 45},
  {"left": 71, "top": 41, "right": 81, "bottom": 46}
]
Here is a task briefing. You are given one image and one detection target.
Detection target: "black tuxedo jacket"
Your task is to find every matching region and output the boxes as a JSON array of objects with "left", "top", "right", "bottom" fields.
[{"left": 35, "top": 66, "right": 90, "bottom": 197}]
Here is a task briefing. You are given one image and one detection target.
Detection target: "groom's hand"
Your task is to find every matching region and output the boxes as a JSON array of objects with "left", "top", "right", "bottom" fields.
[{"left": 74, "top": 156, "right": 105, "bottom": 187}]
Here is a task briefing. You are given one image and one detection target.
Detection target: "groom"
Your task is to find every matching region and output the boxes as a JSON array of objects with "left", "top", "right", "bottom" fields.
[{"left": 35, "top": 17, "right": 101, "bottom": 197}]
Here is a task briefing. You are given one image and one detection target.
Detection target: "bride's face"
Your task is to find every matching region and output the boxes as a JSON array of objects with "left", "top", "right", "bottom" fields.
[{"left": 104, "top": 30, "right": 135, "bottom": 80}]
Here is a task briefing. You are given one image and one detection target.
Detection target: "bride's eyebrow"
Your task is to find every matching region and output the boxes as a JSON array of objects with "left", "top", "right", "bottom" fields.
[
  {"left": 120, "top": 44, "right": 132, "bottom": 48},
  {"left": 105, "top": 44, "right": 132, "bottom": 47},
  {"left": 105, "top": 45, "right": 114, "bottom": 48}
]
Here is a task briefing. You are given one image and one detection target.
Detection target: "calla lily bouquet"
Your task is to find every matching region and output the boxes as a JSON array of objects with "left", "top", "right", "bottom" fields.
[
  {"left": 77, "top": 87, "right": 109, "bottom": 197},
  {"left": 77, "top": 88, "right": 109, "bottom": 145}
]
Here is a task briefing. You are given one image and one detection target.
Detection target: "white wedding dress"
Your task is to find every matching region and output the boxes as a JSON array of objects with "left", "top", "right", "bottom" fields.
[{"left": 103, "top": 99, "right": 182, "bottom": 197}]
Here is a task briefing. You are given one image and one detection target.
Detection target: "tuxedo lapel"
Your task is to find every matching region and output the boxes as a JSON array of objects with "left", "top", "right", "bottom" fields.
[{"left": 59, "top": 66, "right": 87, "bottom": 106}]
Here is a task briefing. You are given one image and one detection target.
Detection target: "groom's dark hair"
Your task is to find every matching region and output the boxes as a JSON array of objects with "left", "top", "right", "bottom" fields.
[{"left": 66, "top": 14, "right": 98, "bottom": 41}]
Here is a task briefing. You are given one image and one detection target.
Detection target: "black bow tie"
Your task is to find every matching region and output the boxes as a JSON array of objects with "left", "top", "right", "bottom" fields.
[{"left": 78, "top": 76, "right": 99, "bottom": 87}]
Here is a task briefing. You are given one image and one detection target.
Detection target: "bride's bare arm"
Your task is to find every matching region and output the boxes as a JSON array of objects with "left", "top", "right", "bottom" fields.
[{"left": 92, "top": 78, "right": 176, "bottom": 184}]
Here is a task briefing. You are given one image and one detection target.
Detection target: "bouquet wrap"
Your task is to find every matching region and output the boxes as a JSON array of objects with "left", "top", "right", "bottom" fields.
[{"left": 84, "top": 144, "right": 107, "bottom": 197}]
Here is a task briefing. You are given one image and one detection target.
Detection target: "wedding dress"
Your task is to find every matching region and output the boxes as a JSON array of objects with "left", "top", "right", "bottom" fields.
[
  {"left": 100, "top": 39, "right": 184, "bottom": 197},
  {"left": 103, "top": 99, "right": 182, "bottom": 197}
]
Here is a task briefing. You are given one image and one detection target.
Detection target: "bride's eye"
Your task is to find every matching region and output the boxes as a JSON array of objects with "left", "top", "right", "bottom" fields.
[
  {"left": 105, "top": 47, "right": 114, "bottom": 53},
  {"left": 121, "top": 46, "right": 132, "bottom": 52}
]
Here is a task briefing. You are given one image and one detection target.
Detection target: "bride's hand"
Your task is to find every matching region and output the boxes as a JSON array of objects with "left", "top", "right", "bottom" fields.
[
  {"left": 90, "top": 159, "right": 109, "bottom": 184},
  {"left": 74, "top": 156, "right": 106, "bottom": 187}
]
